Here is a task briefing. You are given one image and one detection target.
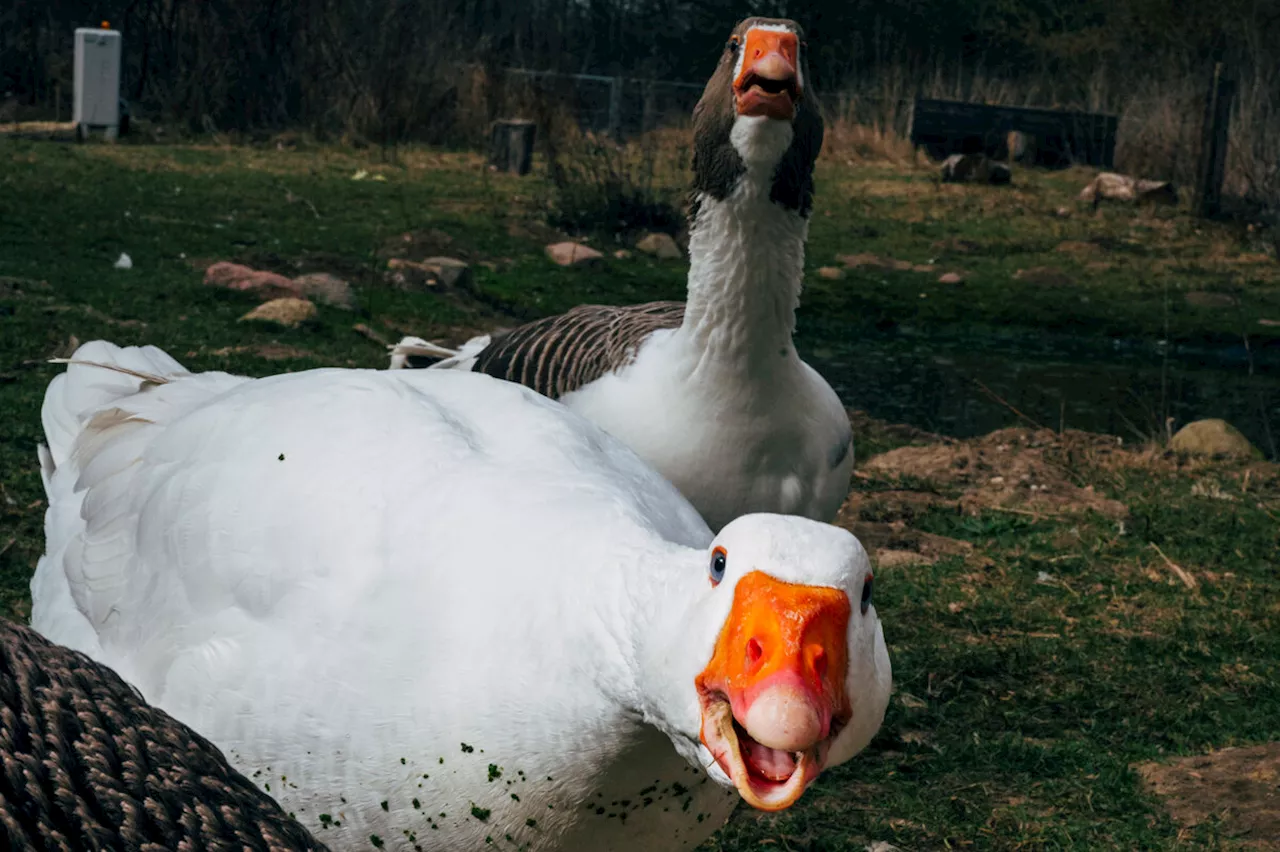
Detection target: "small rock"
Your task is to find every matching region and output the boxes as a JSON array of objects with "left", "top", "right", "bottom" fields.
[
  {"left": 545, "top": 242, "right": 603, "bottom": 266},
  {"left": 386, "top": 258, "right": 435, "bottom": 290},
  {"left": 635, "top": 232, "right": 682, "bottom": 260},
  {"left": 113, "top": 252, "right": 133, "bottom": 270},
  {"left": 1184, "top": 291, "right": 1237, "bottom": 308},
  {"left": 613, "top": 250, "right": 632, "bottom": 260},
  {"left": 1169, "top": 419, "right": 1261, "bottom": 459},
  {"left": 937, "top": 272, "right": 965, "bottom": 284},
  {"left": 205, "top": 262, "right": 301, "bottom": 300},
  {"left": 817, "top": 266, "right": 846, "bottom": 280},
  {"left": 836, "top": 252, "right": 888, "bottom": 269},
  {"left": 239, "top": 298, "right": 317, "bottom": 328},
  {"left": 421, "top": 257, "right": 472, "bottom": 289},
  {"left": 1054, "top": 206, "right": 1072, "bottom": 218},
  {"left": 1079, "top": 172, "right": 1178, "bottom": 206},
  {"left": 386, "top": 257, "right": 472, "bottom": 291},
  {"left": 292, "top": 272, "right": 353, "bottom": 309}
]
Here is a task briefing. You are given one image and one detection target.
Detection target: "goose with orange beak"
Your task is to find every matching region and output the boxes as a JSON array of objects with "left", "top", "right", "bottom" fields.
[
  {"left": 681, "top": 516, "right": 891, "bottom": 816},
  {"left": 731, "top": 22, "right": 804, "bottom": 121},
  {"left": 34, "top": 341, "right": 889, "bottom": 851},
  {"left": 390, "top": 17, "right": 855, "bottom": 538}
]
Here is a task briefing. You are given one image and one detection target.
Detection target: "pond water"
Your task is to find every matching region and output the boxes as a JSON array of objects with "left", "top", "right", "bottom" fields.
[{"left": 804, "top": 324, "right": 1280, "bottom": 460}]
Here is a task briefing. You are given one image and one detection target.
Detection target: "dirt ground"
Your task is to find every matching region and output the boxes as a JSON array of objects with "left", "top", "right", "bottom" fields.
[{"left": 1136, "top": 743, "right": 1280, "bottom": 849}]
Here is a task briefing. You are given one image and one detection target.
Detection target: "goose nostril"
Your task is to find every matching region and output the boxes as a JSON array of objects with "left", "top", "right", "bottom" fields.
[
  {"left": 746, "top": 638, "right": 764, "bottom": 667},
  {"left": 812, "top": 645, "right": 828, "bottom": 680}
]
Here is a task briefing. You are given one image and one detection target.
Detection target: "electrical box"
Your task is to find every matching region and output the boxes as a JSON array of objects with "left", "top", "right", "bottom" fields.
[{"left": 73, "top": 27, "right": 122, "bottom": 132}]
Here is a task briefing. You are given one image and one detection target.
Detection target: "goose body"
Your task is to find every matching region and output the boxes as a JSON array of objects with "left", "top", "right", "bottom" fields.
[
  {"left": 0, "top": 618, "right": 327, "bottom": 851},
  {"left": 390, "top": 17, "right": 853, "bottom": 532},
  {"left": 32, "top": 341, "right": 891, "bottom": 852}
]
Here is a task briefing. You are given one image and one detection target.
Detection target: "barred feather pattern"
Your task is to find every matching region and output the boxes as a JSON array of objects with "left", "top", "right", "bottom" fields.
[
  {"left": 471, "top": 301, "right": 686, "bottom": 399},
  {"left": 0, "top": 619, "right": 329, "bottom": 852}
]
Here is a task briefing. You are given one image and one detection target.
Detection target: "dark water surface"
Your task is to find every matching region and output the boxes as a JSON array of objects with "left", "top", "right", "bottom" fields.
[{"left": 803, "top": 324, "right": 1280, "bottom": 459}]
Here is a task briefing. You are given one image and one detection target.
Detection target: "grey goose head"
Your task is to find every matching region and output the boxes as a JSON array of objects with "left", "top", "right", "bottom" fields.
[{"left": 690, "top": 17, "right": 825, "bottom": 218}]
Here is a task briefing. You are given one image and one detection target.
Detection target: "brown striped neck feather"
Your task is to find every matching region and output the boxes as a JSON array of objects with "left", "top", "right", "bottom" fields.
[{"left": 679, "top": 16, "right": 823, "bottom": 372}]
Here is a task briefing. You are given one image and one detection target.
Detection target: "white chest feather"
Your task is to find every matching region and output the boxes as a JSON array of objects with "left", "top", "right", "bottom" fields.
[{"left": 562, "top": 131, "right": 852, "bottom": 531}]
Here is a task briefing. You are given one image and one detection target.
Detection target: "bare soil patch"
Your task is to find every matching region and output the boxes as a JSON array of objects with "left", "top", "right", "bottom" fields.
[
  {"left": 1136, "top": 743, "right": 1280, "bottom": 849},
  {"left": 833, "top": 490, "right": 984, "bottom": 568},
  {"left": 861, "top": 427, "right": 1130, "bottom": 519}
]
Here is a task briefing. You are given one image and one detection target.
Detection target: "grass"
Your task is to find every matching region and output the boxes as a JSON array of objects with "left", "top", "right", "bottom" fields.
[
  {"left": 729, "top": 437, "right": 1280, "bottom": 851},
  {"left": 2, "top": 137, "right": 1279, "bottom": 850}
]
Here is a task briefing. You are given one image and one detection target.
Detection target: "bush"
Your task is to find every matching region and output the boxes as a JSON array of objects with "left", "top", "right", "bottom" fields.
[{"left": 541, "top": 126, "right": 688, "bottom": 237}]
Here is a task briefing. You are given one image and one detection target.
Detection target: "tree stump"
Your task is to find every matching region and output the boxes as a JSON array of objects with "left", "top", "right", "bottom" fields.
[{"left": 489, "top": 120, "right": 536, "bottom": 176}]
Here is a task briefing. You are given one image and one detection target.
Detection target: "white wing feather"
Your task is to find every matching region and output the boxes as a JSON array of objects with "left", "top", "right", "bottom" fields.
[{"left": 34, "top": 340, "right": 708, "bottom": 706}]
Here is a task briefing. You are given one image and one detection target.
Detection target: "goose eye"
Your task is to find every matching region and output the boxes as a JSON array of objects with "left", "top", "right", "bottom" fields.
[
  {"left": 709, "top": 546, "right": 728, "bottom": 586},
  {"left": 727, "top": 35, "right": 740, "bottom": 52},
  {"left": 860, "top": 574, "right": 874, "bottom": 614}
]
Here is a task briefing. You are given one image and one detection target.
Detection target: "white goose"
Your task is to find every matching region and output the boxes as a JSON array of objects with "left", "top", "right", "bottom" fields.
[
  {"left": 390, "top": 16, "right": 852, "bottom": 533},
  {"left": 33, "top": 340, "right": 891, "bottom": 852}
]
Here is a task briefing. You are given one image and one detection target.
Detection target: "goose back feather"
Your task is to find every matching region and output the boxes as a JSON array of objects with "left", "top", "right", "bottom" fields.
[{"left": 0, "top": 618, "right": 327, "bottom": 852}]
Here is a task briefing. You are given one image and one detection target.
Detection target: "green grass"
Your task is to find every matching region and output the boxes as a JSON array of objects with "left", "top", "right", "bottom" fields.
[
  {"left": 718, "top": 446, "right": 1279, "bottom": 851},
  {"left": 800, "top": 163, "right": 1280, "bottom": 347},
  {"left": 2, "top": 138, "right": 1278, "bottom": 850}
]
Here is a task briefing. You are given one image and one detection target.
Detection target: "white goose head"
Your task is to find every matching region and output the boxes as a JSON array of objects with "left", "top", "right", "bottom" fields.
[
  {"left": 641, "top": 514, "right": 891, "bottom": 812},
  {"left": 690, "top": 16, "right": 824, "bottom": 217}
]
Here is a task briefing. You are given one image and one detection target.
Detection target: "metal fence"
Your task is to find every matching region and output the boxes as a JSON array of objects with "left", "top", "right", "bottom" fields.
[
  {"left": 483, "top": 67, "right": 917, "bottom": 142},
  {"left": 487, "top": 67, "right": 704, "bottom": 139}
]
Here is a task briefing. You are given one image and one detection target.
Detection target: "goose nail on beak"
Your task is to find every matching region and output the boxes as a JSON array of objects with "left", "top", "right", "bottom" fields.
[
  {"left": 733, "top": 29, "right": 802, "bottom": 120},
  {"left": 696, "top": 571, "right": 852, "bottom": 811}
]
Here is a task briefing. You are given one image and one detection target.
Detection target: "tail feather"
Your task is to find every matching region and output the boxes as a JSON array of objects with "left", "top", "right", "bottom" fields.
[
  {"left": 387, "top": 337, "right": 459, "bottom": 369},
  {"left": 41, "top": 342, "right": 190, "bottom": 480},
  {"left": 388, "top": 335, "right": 491, "bottom": 371}
]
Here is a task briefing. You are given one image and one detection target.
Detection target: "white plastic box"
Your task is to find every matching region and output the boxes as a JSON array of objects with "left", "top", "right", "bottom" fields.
[{"left": 73, "top": 27, "right": 122, "bottom": 133}]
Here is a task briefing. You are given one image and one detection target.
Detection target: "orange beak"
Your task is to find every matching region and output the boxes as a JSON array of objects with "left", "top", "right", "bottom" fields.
[
  {"left": 696, "top": 571, "right": 852, "bottom": 811},
  {"left": 733, "top": 29, "right": 802, "bottom": 120}
]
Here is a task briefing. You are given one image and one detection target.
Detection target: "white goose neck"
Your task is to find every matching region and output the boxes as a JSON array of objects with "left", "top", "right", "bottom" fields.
[
  {"left": 682, "top": 117, "right": 808, "bottom": 369},
  {"left": 624, "top": 542, "right": 714, "bottom": 767}
]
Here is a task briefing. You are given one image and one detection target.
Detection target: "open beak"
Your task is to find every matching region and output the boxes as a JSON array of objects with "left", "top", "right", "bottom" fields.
[
  {"left": 733, "top": 29, "right": 802, "bottom": 120},
  {"left": 696, "top": 571, "right": 852, "bottom": 811}
]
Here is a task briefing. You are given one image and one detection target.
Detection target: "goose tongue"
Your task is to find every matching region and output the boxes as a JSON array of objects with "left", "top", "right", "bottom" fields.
[{"left": 741, "top": 733, "right": 799, "bottom": 782}]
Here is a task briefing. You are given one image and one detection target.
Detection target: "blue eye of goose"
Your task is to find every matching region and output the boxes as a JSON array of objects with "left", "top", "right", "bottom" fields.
[
  {"left": 861, "top": 574, "right": 874, "bottom": 614},
  {"left": 709, "top": 546, "right": 728, "bottom": 585}
]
